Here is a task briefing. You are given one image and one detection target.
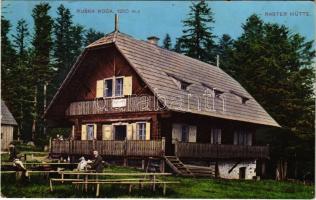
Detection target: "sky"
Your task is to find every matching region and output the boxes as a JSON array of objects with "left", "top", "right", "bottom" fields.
[{"left": 2, "top": 1, "right": 315, "bottom": 46}]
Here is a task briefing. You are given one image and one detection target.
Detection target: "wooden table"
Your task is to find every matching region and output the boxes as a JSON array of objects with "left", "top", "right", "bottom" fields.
[{"left": 55, "top": 172, "right": 177, "bottom": 197}]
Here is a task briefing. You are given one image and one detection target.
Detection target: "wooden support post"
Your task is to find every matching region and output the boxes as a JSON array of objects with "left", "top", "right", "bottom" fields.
[
  {"left": 129, "top": 184, "right": 132, "bottom": 193},
  {"left": 61, "top": 172, "right": 64, "bottom": 183},
  {"left": 50, "top": 179, "right": 53, "bottom": 192},
  {"left": 49, "top": 137, "right": 52, "bottom": 153},
  {"left": 85, "top": 175, "right": 88, "bottom": 192},
  {"left": 174, "top": 139, "right": 178, "bottom": 157},
  {"left": 161, "top": 137, "right": 165, "bottom": 156},
  {"left": 160, "top": 159, "right": 165, "bottom": 173},
  {"left": 153, "top": 174, "right": 156, "bottom": 191},
  {"left": 142, "top": 160, "right": 145, "bottom": 170},
  {"left": 96, "top": 183, "right": 100, "bottom": 197},
  {"left": 124, "top": 137, "right": 128, "bottom": 167},
  {"left": 163, "top": 183, "right": 166, "bottom": 195}
]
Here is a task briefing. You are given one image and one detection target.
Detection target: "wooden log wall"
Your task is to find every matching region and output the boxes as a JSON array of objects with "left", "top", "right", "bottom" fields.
[{"left": 175, "top": 141, "right": 269, "bottom": 159}]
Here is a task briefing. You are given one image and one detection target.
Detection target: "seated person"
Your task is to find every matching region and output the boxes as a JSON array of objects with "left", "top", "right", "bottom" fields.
[
  {"left": 88, "top": 150, "right": 103, "bottom": 173},
  {"left": 76, "top": 156, "right": 88, "bottom": 171}
]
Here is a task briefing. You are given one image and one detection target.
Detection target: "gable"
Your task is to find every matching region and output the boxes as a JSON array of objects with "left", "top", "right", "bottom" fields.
[{"left": 45, "top": 44, "right": 152, "bottom": 119}]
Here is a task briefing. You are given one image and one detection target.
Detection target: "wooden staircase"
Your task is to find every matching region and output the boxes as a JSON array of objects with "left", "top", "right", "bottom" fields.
[
  {"left": 184, "top": 164, "right": 215, "bottom": 177},
  {"left": 164, "top": 156, "right": 193, "bottom": 176}
]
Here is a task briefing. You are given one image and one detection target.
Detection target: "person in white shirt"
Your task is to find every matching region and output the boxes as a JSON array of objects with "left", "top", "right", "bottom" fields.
[{"left": 76, "top": 157, "right": 88, "bottom": 171}]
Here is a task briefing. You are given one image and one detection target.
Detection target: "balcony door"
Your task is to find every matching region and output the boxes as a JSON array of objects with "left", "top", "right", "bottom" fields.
[{"left": 114, "top": 125, "right": 127, "bottom": 140}]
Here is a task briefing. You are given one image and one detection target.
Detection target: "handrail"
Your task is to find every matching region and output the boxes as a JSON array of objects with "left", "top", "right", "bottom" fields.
[{"left": 51, "top": 138, "right": 166, "bottom": 157}]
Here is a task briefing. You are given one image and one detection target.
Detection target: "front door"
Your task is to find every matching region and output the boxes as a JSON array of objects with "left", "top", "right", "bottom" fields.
[
  {"left": 239, "top": 167, "right": 246, "bottom": 179},
  {"left": 114, "top": 125, "right": 126, "bottom": 140}
]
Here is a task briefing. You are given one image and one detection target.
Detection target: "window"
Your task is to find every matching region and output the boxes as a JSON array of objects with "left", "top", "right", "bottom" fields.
[
  {"left": 180, "top": 81, "right": 190, "bottom": 90},
  {"left": 234, "top": 130, "right": 252, "bottom": 145},
  {"left": 181, "top": 125, "right": 189, "bottom": 142},
  {"left": 211, "top": 128, "right": 221, "bottom": 144},
  {"left": 230, "top": 90, "right": 250, "bottom": 104},
  {"left": 201, "top": 83, "right": 224, "bottom": 98},
  {"left": 104, "top": 79, "right": 113, "bottom": 97},
  {"left": 103, "top": 77, "right": 124, "bottom": 97},
  {"left": 115, "top": 77, "right": 124, "bottom": 96},
  {"left": 137, "top": 123, "right": 146, "bottom": 140},
  {"left": 166, "top": 72, "right": 191, "bottom": 91},
  {"left": 87, "top": 124, "right": 94, "bottom": 140}
]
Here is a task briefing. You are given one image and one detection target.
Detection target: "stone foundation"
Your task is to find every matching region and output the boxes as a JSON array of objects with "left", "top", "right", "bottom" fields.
[{"left": 218, "top": 160, "right": 256, "bottom": 179}]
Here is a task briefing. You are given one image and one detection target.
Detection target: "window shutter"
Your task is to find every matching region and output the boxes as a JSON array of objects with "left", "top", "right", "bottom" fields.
[
  {"left": 247, "top": 133, "right": 252, "bottom": 146},
  {"left": 132, "top": 123, "right": 137, "bottom": 140},
  {"left": 96, "top": 80, "right": 104, "bottom": 98},
  {"left": 93, "top": 124, "right": 97, "bottom": 139},
  {"left": 81, "top": 125, "right": 87, "bottom": 140},
  {"left": 71, "top": 125, "right": 75, "bottom": 139},
  {"left": 218, "top": 129, "right": 222, "bottom": 144},
  {"left": 127, "top": 124, "right": 133, "bottom": 140},
  {"left": 189, "top": 126, "right": 197, "bottom": 143},
  {"left": 233, "top": 132, "right": 237, "bottom": 145},
  {"left": 172, "top": 124, "right": 181, "bottom": 144},
  {"left": 145, "top": 122, "right": 151, "bottom": 140},
  {"left": 102, "top": 125, "right": 112, "bottom": 140},
  {"left": 123, "top": 76, "right": 132, "bottom": 96},
  {"left": 210, "top": 129, "right": 214, "bottom": 144}
]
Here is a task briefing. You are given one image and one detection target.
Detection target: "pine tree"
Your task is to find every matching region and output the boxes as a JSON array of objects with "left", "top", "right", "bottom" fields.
[
  {"left": 84, "top": 28, "right": 104, "bottom": 46},
  {"left": 11, "top": 19, "right": 34, "bottom": 140},
  {"left": 31, "top": 3, "right": 54, "bottom": 140},
  {"left": 12, "top": 19, "right": 29, "bottom": 59},
  {"left": 1, "top": 16, "right": 16, "bottom": 106},
  {"left": 179, "top": 1, "right": 217, "bottom": 63},
  {"left": 173, "top": 38, "right": 183, "bottom": 53},
  {"left": 230, "top": 14, "right": 315, "bottom": 179},
  {"left": 70, "top": 24, "right": 84, "bottom": 60},
  {"left": 52, "top": 4, "right": 73, "bottom": 92},
  {"left": 216, "top": 34, "right": 234, "bottom": 75},
  {"left": 162, "top": 34, "right": 172, "bottom": 50}
]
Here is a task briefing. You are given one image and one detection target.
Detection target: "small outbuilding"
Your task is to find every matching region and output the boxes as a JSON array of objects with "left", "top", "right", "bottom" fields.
[{"left": 1, "top": 100, "right": 18, "bottom": 150}]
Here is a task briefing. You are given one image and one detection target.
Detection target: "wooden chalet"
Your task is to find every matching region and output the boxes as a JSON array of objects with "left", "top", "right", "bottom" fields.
[
  {"left": 45, "top": 19, "right": 279, "bottom": 179},
  {"left": 1, "top": 100, "right": 18, "bottom": 150}
]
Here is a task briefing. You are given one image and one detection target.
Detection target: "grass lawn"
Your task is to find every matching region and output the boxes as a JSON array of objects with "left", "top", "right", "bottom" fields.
[{"left": 1, "top": 165, "right": 314, "bottom": 198}]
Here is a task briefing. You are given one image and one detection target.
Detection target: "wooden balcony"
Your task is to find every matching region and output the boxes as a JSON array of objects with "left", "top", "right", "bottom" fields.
[
  {"left": 175, "top": 142, "right": 269, "bottom": 159},
  {"left": 65, "top": 95, "right": 158, "bottom": 116},
  {"left": 50, "top": 139, "right": 165, "bottom": 157}
]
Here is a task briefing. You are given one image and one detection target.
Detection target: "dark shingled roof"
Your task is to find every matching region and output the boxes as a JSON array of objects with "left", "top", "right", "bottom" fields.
[
  {"left": 1, "top": 100, "right": 18, "bottom": 126},
  {"left": 47, "top": 31, "right": 280, "bottom": 127}
]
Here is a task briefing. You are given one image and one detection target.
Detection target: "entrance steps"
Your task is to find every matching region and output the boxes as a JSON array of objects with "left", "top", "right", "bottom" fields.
[
  {"left": 164, "top": 156, "right": 193, "bottom": 176},
  {"left": 164, "top": 156, "right": 215, "bottom": 177}
]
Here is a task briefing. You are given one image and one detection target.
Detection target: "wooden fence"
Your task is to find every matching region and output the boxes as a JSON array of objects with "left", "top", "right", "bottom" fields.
[
  {"left": 65, "top": 96, "right": 157, "bottom": 116},
  {"left": 175, "top": 141, "right": 269, "bottom": 159},
  {"left": 50, "top": 138, "right": 165, "bottom": 157}
]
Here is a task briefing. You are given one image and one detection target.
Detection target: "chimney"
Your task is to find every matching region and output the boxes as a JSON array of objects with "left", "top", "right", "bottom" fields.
[
  {"left": 114, "top": 14, "right": 119, "bottom": 31},
  {"left": 147, "top": 36, "right": 160, "bottom": 45}
]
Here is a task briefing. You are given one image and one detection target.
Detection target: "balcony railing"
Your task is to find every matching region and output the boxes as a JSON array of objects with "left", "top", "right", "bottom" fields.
[
  {"left": 50, "top": 139, "right": 269, "bottom": 159},
  {"left": 65, "top": 96, "right": 157, "bottom": 116},
  {"left": 175, "top": 141, "right": 269, "bottom": 159},
  {"left": 50, "top": 138, "right": 165, "bottom": 157}
]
